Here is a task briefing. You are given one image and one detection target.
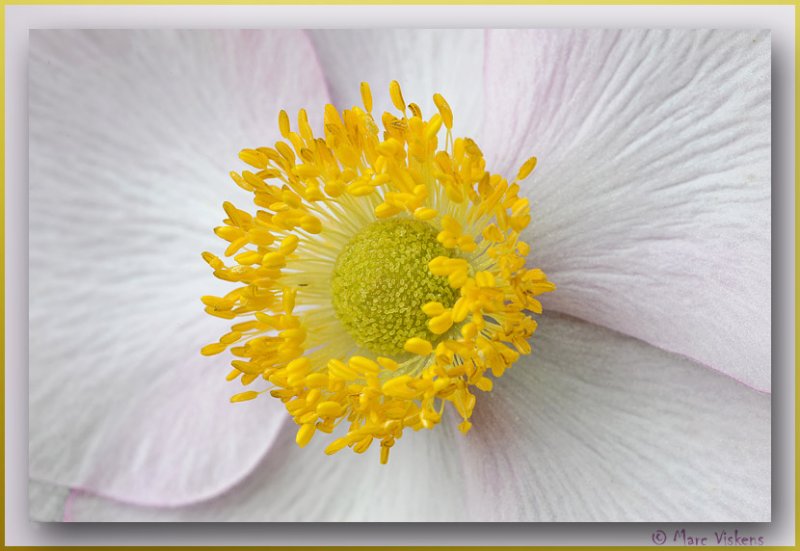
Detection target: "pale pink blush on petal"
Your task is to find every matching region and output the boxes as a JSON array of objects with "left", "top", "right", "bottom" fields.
[
  {"left": 482, "top": 30, "right": 770, "bottom": 391},
  {"left": 29, "top": 30, "right": 330, "bottom": 506},
  {"left": 61, "top": 421, "right": 471, "bottom": 521},
  {"left": 63, "top": 489, "right": 78, "bottom": 523}
]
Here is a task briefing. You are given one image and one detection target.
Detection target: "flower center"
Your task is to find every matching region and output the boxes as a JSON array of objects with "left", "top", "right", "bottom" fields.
[
  {"left": 331, "top": 218, "right": 458, "bottom": 356},
  {"left": 203, "top": 81, "right": 556, "bottom": 463}
]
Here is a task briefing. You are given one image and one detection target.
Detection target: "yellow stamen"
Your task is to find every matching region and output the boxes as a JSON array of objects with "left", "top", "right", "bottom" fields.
[
  {"left": 296, "top": 423, "right": 316, "bottom": 448},
  {"left": 230, "top": 391, "right": 259, "bottom": 403},
  {"left": 389, "top": 80, "right": 406, "bottom": 112},
  {"left": 202, "top": 81, "right": 555, "bottom": 464},
  {"left": 404, "top": 337, "right": 433, "bottom": 356},
  {"left": 433, "top": 93, "right": 453, "bottom": 129},
  {"left": 360, "top": 81, "right": 373, "bottom": 113}
]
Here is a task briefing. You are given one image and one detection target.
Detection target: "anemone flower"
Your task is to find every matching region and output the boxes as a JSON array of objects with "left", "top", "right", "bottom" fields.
[{"left": 29, "top": 28, "right": 770, "bottom": 522}]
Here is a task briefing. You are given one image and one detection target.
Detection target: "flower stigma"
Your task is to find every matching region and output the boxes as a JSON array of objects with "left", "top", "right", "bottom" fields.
[
  {"left": 331, "top": 218, "right": 458, "bottom": 356},
  {"left": 201, "top": 81, "right": 555, "bottom": 464}
]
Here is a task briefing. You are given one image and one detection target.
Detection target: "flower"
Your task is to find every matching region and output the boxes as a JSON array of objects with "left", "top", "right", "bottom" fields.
[
  {"left": 200, "top": 81, "right": 555, "bottom": 461},
  {"left": 29, "top": 29, "right": 770, "bottom": 522}
]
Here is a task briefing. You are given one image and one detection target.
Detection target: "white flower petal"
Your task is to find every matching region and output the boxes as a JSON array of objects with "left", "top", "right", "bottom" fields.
[
  {"left": 29, "top": 30, "right": 330, "bottom": 505},
  {"left": 308, "top": 29, "right": 486, "bottom": 137},
  {"left": 29, "top": 479, "right": 70, "bottom": 522},
  {"left": 483, "top": 30, "right": 770, "bottom": 390},
  {"left": 64, "top": 420, "right": 470, "bottom": 521},
  {"left": 457, "top": 314, "right": 770, "bottom": 521},
  {"left": 44, "top": 315, "right": 771, "bottom": 522}
]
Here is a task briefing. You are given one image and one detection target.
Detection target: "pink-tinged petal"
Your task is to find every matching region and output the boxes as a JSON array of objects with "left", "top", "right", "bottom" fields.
[
  {"left": 29, "top": 30, "right": 329, "bottom": 505},
  {"left": 483, "top": 30, "right": 770, "bottom": 391},
  {"left": 308, "top": 30, "right": 486, "bottom": 137},
  {"left": 458, "top": 314, "right": 770, "bottom": 521},
  {"left": 63, "top": 420, "right": 470, "bottom": 521}
]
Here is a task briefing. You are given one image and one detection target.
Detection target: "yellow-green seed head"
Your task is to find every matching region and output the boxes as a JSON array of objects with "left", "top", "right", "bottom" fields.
[{"left": 331, "top": 218, "right": 458, "bottom": 355}]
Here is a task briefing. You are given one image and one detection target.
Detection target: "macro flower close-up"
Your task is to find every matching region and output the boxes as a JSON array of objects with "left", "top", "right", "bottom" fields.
[{"left": 29, "top": 28, "right": 770, "bottom": 522}]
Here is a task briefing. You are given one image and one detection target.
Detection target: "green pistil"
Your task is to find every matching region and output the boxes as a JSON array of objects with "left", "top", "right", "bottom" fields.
[{"left": 331, "top": 218, "right": 458, "bottom": 355}]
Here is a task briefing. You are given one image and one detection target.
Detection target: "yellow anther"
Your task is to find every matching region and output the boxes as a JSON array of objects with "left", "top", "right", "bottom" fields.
[
  {"left": 428, "top": 256, "right": 468, "bottom": 276},
  {"left": 452, "top": 297, "right": 471, "bottom": 323},
  {"left": 377, "top": 138, "right": 404, "bottom": 157},
  {"left": 422, "top": 301, "right": 445, "bottom": 317},
  {"left": 219, "top": 331, "right": 242, "bottom": 345},
  {"left": 223, "top": 201, "right": 253, "bottom": 227},
  {"left": 349, "top": 356, "right": 380, "bottom": 375},
  {"left": 404, "top": 337, "right": 433, "bottom": 356},
  {"left": 241, "top": 373, "right": 259, "bottom": 385},
  {"left": 482, "top": 224, "right": 503, "bottom": 242},
  {"left": 447, "top": 269, "right": 469, "bottom": 289},
  {"left": 389, "top": 80, "right": 406, "bottom": 112},
  {"left": 441, "top": 215, "right": 461, "bottom": 235},
  {"left": 382, "top": 375, "right": 414, "bottom": 394},
  {"left": 296, "top": 423, "right": 316, "bottom": 448},
  {"left": 325, "top": 438, "right": 349, "bottom": 455},
  {"left": 475, "top": 271, "right": 496, "bottom": 288},
  {"left": 300, "top": 215, "right": 323, "bottom": 234},
  {"left": 461, "top": 322, "right": 478, "bottom": 340},
  {"left": 294, "top": 110, "right": 312, "bottom": 141},
  {"left": 377, "top": 356, "right": 399, "bottom": 371},
  {"left": 234, "top": 250, "right": 261, "bottom": 265},
  {"left": 278, "top": 109, "right": 291, "bottom": 138},
  {"left": 425, "top": 114, "right": 443, "bottom": 140},
  {"left": 360, "top": 81, "right": 373, "bottom": 113},
  {"left": 433, "top": 93, "right": 453, "bottom": 129},
  {"left": 201, "top": 295, "right": 235, "bottom": 309},
  {"left": 293, "top": 164, "right": 320, "bottom": 178},
  {"left": 413, "top": 207, "right": 438, "bottom": 221},
  {"left": 298, "top": 411, "right": 318, "bottom": 425},
  {"left": 286, "top": 357, "right": 311, "bottom": 375},
  {"left": 306, "top": 373, "right": 329, "bottom": 388},
  {"left": 305, "top": 389, "right": 321, "bottom": 405},
  {"left": 280, "top": 328, "right": 306, "bottom": 343},
  {"left": 261, "top": 251, "right": 286, "bottom": 268},
  {"left": 427, "top": 311, "right": 454, "bottom": 335},
  {"left": 239, "top": 149, "right": 268, "bottom": 169},
  {"left": 516, "top": 156, "right": 538, "bottom": 181},
  {"left": 375, "top": 202, "right": 402, "bottom": 219},
  {"left": 282, "top": 288, "right": 297, "bottom": 314},
  {"left": 280, "top": 327, "right": 306, "bottom": 341},
  {"left": 327, "top": 358, "right": 359, "bottom": 380},
  {"left": 275, "top": 141, "right": 296, "bottom": 164},
  {"left": 201, "top": 343, "right": 228, "bottom": 356},
  {"left": 475, "top": 377, "right": 493, "bottom": 392},
  {"left": 456, "top": 235, "right": 477, "bottom": 252},
  {"left": 279, "top": 315, "right": 300, "bottom": 329},
  {"left": 232, "top": 360, "right": 260, "bottom": 376},
  {"left": 280, "top": 234, "right": 300, "bottom": 254},
  {"left": 214, "top": 226, "right": 244, "bottom": 242},
  {"left": 464, "top": 138, "right": 483, "bottom": 158},
  {"left": 316, "top": 401, "right": 344, "bottom": 418},
  {"left": 230, "top": 391, "right": 259, "bottom": 403},
  {"left": 511, "top": 197, "right": 530, "bottom": 217}
]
